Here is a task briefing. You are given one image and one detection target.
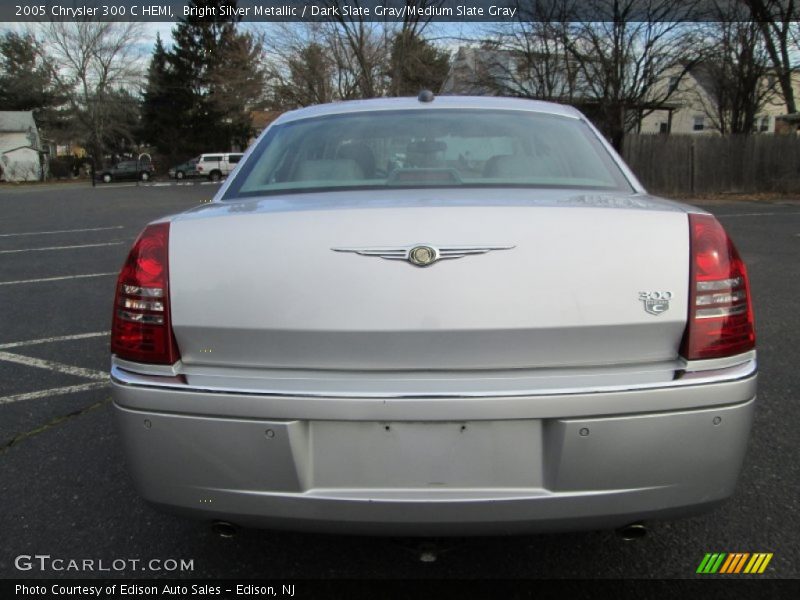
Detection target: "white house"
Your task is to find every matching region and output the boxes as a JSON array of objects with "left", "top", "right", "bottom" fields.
[
  {"left": 0, "top": 111, "right": 45, "bottom": 182},
  {"left": 638, "top": 65, "right": 794, "bottom": 135}
]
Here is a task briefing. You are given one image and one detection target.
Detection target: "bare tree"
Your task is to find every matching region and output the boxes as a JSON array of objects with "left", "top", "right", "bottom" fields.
[
  {"left": 40, "top": 20, "right": 145, "bottom": 160},
  {"left": 562, "top": 0, "right": 703, "bottom": 149},
  {"left": 261, "top": 24, "right": 342, "bottom": 107},
  {"left": 261, "top": 17, "right": 391, "bottom": 104},
  {"left": 692, "top": 15, "right": 776, "bottom": 134},
  {"left": 454, "top": 1, "right": 701, "bottom": 148},
  {"left": 745, "top": 0, "right": 800, "bottom": 114},
  {"left": 320, "top": 0, "right": 392, "bottom": 99},
  {"left": 274, "top": 40, "right": 336, "bottom": 107},
  {"left": 261, "top": 4, "right": 449, "bottom": 107},
  {"left": 465, "top": 1, "right": 577, "bottom": 101}
]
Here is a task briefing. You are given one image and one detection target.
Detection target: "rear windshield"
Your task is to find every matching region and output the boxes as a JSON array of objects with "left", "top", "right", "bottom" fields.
[{"left": 223, "top": 109, "right": 632, "bottom": 199}]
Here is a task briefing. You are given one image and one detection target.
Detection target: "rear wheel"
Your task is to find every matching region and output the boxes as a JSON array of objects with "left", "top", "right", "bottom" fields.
[
  {"left": 176, "top": 170, "right": 185, "bottom": 180},
  {"left": 209, "top": 170, "right": 221, "bottom": 182},
  {"left": 140, "top": 171, "right": 150, "bottom": 182},
  {"left": 102, "top": 173, "right": 112, "bottom": 183}
]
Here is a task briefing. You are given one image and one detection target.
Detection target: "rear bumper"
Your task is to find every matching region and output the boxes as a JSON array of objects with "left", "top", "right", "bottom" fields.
[{"left": 111, "top": 363, "right": 756, "bottom": 535}]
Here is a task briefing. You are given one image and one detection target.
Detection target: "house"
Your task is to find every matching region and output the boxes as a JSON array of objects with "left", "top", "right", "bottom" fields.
[
  {"left": 639, "top": 66, "right": 795, "bottom": 135},
  {"left": 638, "top": 67, "right": 722, "bottom": 134},
  {"left": 0, "top": 111, "right": 46, "bottom": 182}
]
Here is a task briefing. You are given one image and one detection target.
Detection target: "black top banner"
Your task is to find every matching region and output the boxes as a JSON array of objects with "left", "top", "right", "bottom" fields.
[
  {"left": 2, "top": 0, "right": 794, "bottom": 23},
  {"left": 3, "top": 579, "right": 800, "bottom": 600}
]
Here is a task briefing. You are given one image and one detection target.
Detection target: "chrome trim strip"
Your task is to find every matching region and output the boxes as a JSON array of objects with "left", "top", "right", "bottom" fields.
[
  {"left": 695, "top": 304, "right": 748, "bottom": 319},
  {"left": 112, "top": 356, "right": 181, "bottom": 377},
  {"left": 111, "top": 358, "right": 756, "bottom": 400},
  {"left": 680, "top": 350, "right": 755, "bottom": 371}
]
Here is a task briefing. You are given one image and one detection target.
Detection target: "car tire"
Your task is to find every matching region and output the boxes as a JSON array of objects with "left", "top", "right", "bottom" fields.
[
  {"left": 140, "top": 172, "right": 150, "bottom": 182},
  {"left": 176, "top": 171, "right": 185, "bottom": 180},
  {"left": 102, "top": 173, "right": 112, "bottom": 183},
  {"left": 209, "top": 171, "right": 221, "bottom": 182}
]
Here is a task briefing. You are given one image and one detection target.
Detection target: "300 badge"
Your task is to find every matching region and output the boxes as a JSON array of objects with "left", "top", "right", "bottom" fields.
[{"left": 639, "top": 290, "right": 673, "bottom": 315}]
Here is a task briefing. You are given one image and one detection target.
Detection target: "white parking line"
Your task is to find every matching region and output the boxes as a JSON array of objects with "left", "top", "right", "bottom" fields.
[
  {"left": 0, "top": 382, "right": 109, "bottom": 406},
  {"left": 0, "top": 331, "right": 109, "bottom": 350},
  {"left": 0, "top": 241, "right": 124, "bottom": 255},
  {"left": 0, "top": 226, "right": 124, "bottom": 238},
  {"left": 0, "top": 351, "right": 108, "bottom": 381},
  {"left": 0, "top": 272, "right": 116, "bottom": 286}
]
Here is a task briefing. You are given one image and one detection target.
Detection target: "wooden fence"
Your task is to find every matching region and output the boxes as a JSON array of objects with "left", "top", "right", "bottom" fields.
[{"left": 622, "top": 134, "right": 800, "bottom": 196}]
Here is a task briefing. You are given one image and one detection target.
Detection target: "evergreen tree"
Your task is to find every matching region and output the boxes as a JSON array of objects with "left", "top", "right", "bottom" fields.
[
  {"left": 140, "top": 34, "right": 191, "bottom": 160},
  {"left": 167, "top": 0, "right": 265, "bottom": 153},
  {"left": 100, "top": 88, "right": 141, "bottom": 157},
  {"left": 0, "top": 32, "right": 66, "bottom": 138},
  {"left": 208, "top": 29, "right": 267, "bottom": 150},
  {"left": 388, "top": 31, "right": 450, "bottom": 97}
]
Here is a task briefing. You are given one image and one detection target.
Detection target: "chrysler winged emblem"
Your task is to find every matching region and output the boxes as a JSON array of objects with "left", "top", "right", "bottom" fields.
[{"left": 332, "top": 244, "right": 515, "bottom": 267}]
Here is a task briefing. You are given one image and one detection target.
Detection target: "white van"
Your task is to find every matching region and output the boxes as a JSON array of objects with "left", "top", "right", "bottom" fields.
[{"left": 195, "top": 153, "right": 243, "bottom": 181}]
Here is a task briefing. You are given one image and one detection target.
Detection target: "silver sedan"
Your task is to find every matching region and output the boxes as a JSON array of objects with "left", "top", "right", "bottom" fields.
[{"left": 110, "top": 95, "right": 756, "bottom": 535}]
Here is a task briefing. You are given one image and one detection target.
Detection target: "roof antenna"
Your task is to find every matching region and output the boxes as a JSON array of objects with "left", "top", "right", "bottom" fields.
[{"left": 418, "top": 90, "right": 435, "bottom": 103}]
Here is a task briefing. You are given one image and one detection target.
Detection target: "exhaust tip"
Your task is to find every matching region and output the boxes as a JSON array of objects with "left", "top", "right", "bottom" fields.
[
  {"left": 616, "top": 522, "right": 647, "bottom": 541},
  {"left": 211, "top": 520, "right": 238, "bottom": 538}
]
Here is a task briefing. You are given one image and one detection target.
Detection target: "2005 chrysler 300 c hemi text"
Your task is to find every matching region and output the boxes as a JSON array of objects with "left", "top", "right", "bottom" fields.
[{"left": 110, "top": 95, "right": 756, "bottom": 535}]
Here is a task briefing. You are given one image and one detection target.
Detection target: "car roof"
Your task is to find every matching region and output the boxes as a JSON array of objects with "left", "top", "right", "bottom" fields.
[{"left": 274, "top": 96, "right": 583, "bottom": 126}]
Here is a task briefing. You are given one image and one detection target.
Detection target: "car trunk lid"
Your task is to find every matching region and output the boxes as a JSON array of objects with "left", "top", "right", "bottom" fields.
[{"left": 169, "top": 191, "right": 689, "bottom": 371}]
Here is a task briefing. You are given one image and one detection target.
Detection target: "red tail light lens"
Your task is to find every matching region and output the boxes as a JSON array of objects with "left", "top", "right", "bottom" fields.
[
  {"left": 111, "top": 222, "right": 180, "bottom": 364},
  {"left": 681, "top": 213, "right": 755, "bottom": 360}
]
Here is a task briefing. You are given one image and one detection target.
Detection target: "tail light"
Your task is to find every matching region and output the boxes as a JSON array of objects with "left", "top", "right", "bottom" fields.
[
  {"left": 111, "top": 222, "right": 180, "bottom": 364},
  {"left": 681, "top": 213, "right": 755, "bottom": 360}
]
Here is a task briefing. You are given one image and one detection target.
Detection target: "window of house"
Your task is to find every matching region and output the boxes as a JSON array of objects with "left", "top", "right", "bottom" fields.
[
  {"left": 760, "top": 116, "right": 770, "bottom": 132},
  {"left": 693, "top": 116, "right": 705, "bottom": 131},
  {"left": 659, "top": 122, "right": 669, "bottom": 134},
  {"left": 668, "top": 76, "right": 679, "bottom": 92}
]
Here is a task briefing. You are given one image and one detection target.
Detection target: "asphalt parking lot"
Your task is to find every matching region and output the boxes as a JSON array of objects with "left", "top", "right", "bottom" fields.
[{"left": 0, "top": 182, "right": 798, "bottom": 580}]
